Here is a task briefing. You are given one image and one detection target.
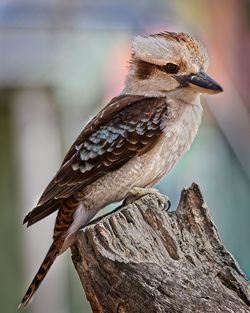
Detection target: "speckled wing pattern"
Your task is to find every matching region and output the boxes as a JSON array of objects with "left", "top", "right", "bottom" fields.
[{"left": 24, "top": 95, "right": 168, "bottom": 225}]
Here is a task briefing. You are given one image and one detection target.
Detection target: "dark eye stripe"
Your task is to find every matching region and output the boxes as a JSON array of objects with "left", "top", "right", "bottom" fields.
[{"left": 135, "top": 59, "right": 154, "bottom": 79}]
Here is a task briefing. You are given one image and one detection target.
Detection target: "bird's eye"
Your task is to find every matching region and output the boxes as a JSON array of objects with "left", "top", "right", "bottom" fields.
[{"left": 164, "top": 63, "right": 179, "bottom": 74}]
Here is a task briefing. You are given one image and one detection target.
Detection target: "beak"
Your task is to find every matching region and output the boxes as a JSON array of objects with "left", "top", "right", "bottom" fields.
[{"left": 177, "top": 71, "right": 223, "bottom": 94}]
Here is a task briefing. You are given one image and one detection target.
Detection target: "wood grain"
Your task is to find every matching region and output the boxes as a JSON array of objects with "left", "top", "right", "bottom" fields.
[{"left": 71, "top": 183, "right": 250, "bottom": 313}]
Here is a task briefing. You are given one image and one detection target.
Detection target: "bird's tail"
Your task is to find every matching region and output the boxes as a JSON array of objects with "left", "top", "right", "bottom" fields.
[{"left": 19, "top": 239, "right": 63, "bottom": 308}]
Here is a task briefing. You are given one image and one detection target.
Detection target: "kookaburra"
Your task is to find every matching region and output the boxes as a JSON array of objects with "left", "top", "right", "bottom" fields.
[{"left": 20, "top": 31, "right": 223, "bottom": 307}]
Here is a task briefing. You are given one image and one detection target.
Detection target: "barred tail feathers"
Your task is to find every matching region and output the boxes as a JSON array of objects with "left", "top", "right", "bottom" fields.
[{"left": 19, "top": 239, "right": 63, "bottom": 308}]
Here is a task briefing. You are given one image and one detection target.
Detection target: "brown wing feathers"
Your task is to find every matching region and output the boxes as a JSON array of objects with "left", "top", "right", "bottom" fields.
[
  {"left": 23, "top": 95, "right": 168, "bottom": 227},
  {"left": 23, "top": 199, "right": 59, "bottom": 227},
  {"left": 38, "top": 96, "right": 168, "bottom": 202}
]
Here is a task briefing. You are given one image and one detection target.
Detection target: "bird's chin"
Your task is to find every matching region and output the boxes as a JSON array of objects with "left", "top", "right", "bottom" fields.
[{"left": 166, "top": 87, "right": 200, "bottom": 105}]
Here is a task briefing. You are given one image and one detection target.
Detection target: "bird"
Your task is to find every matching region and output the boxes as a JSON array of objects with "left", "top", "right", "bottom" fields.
[{"left": 19, "top": 31, "right": 223, "bottom": 308}]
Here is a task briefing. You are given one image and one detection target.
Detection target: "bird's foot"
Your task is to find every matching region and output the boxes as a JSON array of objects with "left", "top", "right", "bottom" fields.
[{"left": 123, "top": 187, "right": 171, "bottom": 211}]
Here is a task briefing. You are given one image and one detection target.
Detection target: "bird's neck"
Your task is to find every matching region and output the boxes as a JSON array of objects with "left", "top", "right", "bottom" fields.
[
  {"left": 122, "top": 82, "right": 167, "bottom": 98},
  {"left": 167, "top": 88, "right": 201, "bottom": 106},
  {"left": 123, "top": 74, "right": 201, "bottom": 105},
  {"left": 122, "top": 71, "right": 170, "bottom": 97}
]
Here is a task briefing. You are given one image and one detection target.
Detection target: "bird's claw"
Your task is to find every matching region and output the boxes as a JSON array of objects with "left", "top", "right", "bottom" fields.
[
  {"left": 124, "top": 187, "right": 170, "bottom": 211},
  {"left": 163, "top": 198, "right": 171, "bottom": 212}
]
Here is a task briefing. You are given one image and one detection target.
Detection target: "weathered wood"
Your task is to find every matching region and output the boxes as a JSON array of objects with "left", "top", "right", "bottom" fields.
[{"left": 71, "top": 183, "right": 250, "bottom": 313}]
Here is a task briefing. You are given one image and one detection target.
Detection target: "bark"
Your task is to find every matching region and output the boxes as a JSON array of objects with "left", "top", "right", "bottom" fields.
[{"left": 71, "top": 183, "right": 250, "bottom": 313}]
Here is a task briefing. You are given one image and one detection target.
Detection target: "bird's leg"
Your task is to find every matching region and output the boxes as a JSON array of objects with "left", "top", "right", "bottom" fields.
[{"left": 123, "top": 186, "right": 171, "bottom": 211}]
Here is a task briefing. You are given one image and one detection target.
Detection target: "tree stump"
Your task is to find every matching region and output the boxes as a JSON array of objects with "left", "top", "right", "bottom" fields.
[{"left": 71, "top": 183, "right": 250, "bottom": 313}]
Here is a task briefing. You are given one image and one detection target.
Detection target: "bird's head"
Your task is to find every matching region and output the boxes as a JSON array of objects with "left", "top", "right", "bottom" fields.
[{"left": 124, "top": 31, "right": 223, "bottom": 99}]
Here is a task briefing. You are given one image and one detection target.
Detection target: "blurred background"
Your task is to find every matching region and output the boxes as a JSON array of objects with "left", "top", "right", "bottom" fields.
[{"left": 0, "top": 0, "right": 250, "bottom": 312}]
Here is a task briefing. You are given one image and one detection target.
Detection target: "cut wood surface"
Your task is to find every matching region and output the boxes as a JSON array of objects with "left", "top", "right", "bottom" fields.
[{"left": 71, "top": 183, "right": 250, "bottom": 313}]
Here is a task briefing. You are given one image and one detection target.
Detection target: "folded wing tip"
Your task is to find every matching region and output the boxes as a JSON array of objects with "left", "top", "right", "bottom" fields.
[{"left": 23, "top": 214, "right": 29, "bottom": 225}]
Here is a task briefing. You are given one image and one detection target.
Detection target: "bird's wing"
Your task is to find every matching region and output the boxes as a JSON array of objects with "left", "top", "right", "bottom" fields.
[{"left": 37, "top": 95, "right": 168, "bottom": 205}]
